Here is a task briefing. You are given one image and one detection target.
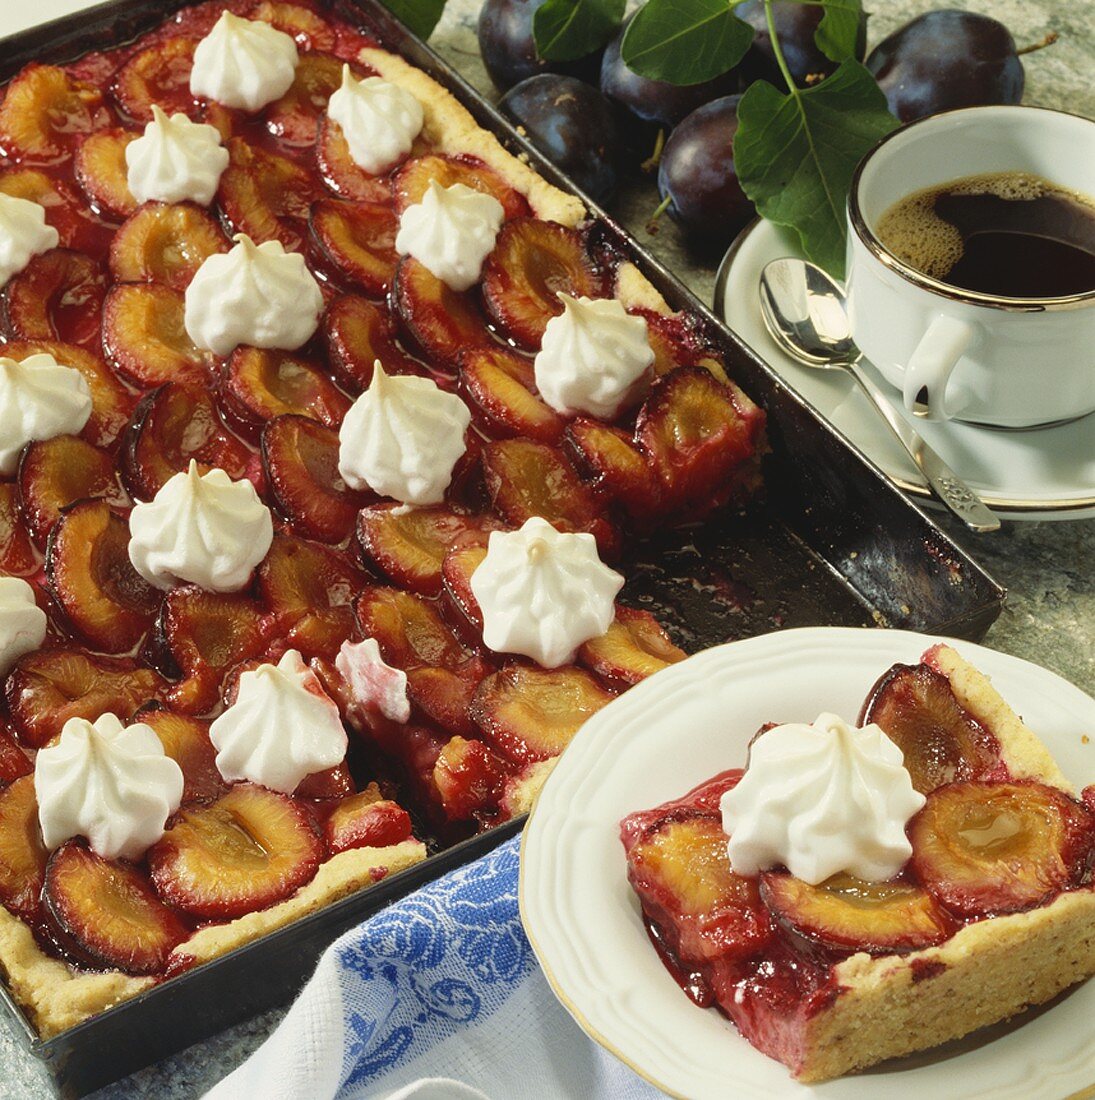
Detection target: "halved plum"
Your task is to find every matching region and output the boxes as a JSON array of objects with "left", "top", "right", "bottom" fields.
[
  {"left": 324, "top": 785, "right": 414, "bottom": 853},
  {"left": 0, "top": 168, "right": 108, "bottom": 253},
  {"left": 481, "top": 219, "right": 604, "bottom": 349},
  {"left": 256, "top": 534, "right": 362, "bottom": 658},
  {"left": 148, "top": 784, "right": 323, "bottom": 920},
  {"left": 137, "top": 705, "right": 226, "bottom": 802},
  {"left": 458, "top": 346, "right": 563, "bottom": 443},
  {"left": 909, "top": 780, "right": 1095, "bottom": 918},
  {"left": 315, "top": 115, "right": 397, "bottom": 204},
  {"left": 3, "top": 340, "right": 133, "bottom": 450},
  {"left": 0, "top": 65, "right": 110, "bottom": 163},
  {"left": 639, "top": 307, "right": 730, "bottom": 385},
  {"left": 441, "top": 543, "right": 487, "bottom": 642},
  {"left": 0, "top": 484, "right": 37, "bottom": 577},
  {"left": 120, "top": 383, "right": 254, "bottom": 503},
  {"left": 73, "top": 129, "right": 139, "bottom": 220},
  {"left": 392, "top": 257, "right": 493, "bottom": 371},
  {"left": 357, "top": 504, "right": 495, "bottom": 596},
  {"left": 353, "top": 586, "right": 469, "bottom": 672},
  {"left": 310, "top": 199, "right": 399, "bottom": 298},
  {"left": 111, "top": 37, "right": 198, "bottom": 123},
  {"left": 0, "top": 776, "right": 48, "bottom": 921},
  {"left": 392, "top": 154, "right": 529, "bottom": 221},
  {"left": 44, "top": 841, "right": 188, "bottom": 975},
  {"left": 262, "top": 414, "right": 366, "bottom": 543},
  {"left": 251, "top": 1, "right": 338, "bottom": 51},
  {"left": 5, "top": 649, "right": 163, "bottom": 748},
  {"left": 577, "top": 607, "right": 685, "bottom": 687},
  {"left": 108, "top": 202, "right": 228, "bottom": 290},
  {"left": 433, "top": 735, "right": 508, "bottom": 821},
  {"left": 760, "top": 871, "right": 953, "bottom": 956},
  {"left": 860, "top": 663, "right": 1004, "bottom": 794},
  {"left": 323, "top": 293, "right": 421, "bottom": 393},
  {"left": 3, "top": 249, "right": 107, "bottom": 351},
  {"left": 103, "top": 284, "right": 214, "bottom": 389},
  {"left": 217, "top": 137, "right": 319, "bottom": 251},
  {"left": 564, "top": 418, "right": 662, "bottom": 520},
  {"left": 153, "top": 586, "right": 271, "bottom": 715},
  {"left": 264, "top": 53, "right": 347, "bottom": 147},
  {"left": 470, "top": 664, "right": 614, "bottom": 765},
  {"left": 625, "top": 812, "right": 772, "bottom": 965},
  {"left": 481, "top": 438, "right": 618, "bottom": 556},
  {"left": 220, "top": 347, "right": 350, "bottom": 442},
  {"left": 635, "top": 367, "right": 765, "bottom": 515},
  {"left": 407, "top": 663, "right": 489, "bottom": 738},
  {"left": 0, "top": 723, "right": 32, "bottom": 787},
  {"left": 46, "top": 500, "right": 159, "bottom": 654}
]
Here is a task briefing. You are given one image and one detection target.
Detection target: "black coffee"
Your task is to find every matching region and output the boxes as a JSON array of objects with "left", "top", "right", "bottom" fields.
[{"left": 877, "top": 171, "right": 1095, "bottom": 298}]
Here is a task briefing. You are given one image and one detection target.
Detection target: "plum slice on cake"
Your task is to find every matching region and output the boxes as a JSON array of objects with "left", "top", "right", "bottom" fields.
[{"left": 621, "top": 644, "right": 1095, "bottom": 1082}]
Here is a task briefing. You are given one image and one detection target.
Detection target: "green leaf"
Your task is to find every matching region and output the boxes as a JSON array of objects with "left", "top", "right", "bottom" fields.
[
  {"left": 620, "top": 0, "right": 754, "bottom": 85},
  {"left": 378, "top": 0, "right": 447, "bottom": 41},
  {"left": 533, "top": 0, "right": 625, "bottom": 62},
  {"left": 734, "top": 60, "right": 899, "bottom": 278},
  {"left": 813, "top": 0, "right": 865, "bottom": 64}
]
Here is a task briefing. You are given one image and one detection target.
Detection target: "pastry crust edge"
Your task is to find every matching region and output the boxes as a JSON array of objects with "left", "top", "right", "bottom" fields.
[
  {"left": 791, "top": 642, "right": 1093, "bottom": 1081},
  {"left": 0, "top": 839, "right": 425, "bottom": 1040}
]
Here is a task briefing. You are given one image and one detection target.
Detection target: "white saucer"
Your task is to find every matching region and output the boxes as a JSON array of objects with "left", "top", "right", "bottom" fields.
[
  {"left": 520, "top": 627, "right": 1095, "bottom": 1100},
  {"left": 714, "top": 220, "right": 1095, "bottom": 522}
]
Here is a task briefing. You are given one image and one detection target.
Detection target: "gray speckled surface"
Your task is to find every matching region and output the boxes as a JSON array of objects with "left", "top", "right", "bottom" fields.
[{"left": 0, "top": 1, "right": 1092, "bottom": 1096}]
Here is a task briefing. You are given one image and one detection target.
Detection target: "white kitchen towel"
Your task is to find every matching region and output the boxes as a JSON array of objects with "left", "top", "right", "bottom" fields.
[{"left": 204, "top": 835, "right": 666, "bottom": 1100}]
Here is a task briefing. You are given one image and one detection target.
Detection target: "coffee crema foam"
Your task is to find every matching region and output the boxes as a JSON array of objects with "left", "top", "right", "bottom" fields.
[{"left": 876, "top": 171, "right": 1085, "bottom": 280}]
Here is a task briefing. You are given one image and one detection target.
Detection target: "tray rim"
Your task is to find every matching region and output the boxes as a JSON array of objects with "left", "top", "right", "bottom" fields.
[{"left": 0, "top": 0, "right": 1006, "bottom": 1083}]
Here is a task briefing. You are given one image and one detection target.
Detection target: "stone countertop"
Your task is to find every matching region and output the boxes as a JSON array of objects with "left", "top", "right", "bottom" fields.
[{"left": 0, "top": 0, "right": 1092, "bottom": 1096}]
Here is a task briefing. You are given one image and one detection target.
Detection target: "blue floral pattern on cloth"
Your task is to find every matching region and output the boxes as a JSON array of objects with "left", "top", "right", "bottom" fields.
[{"left": 337, "top": 835, "right": 533, "bottom": 1091}]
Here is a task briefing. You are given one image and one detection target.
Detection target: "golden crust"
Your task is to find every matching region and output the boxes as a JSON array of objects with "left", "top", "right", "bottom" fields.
[
  {"left": 614, "top": 262, "right": 672, "bottom": 315},
  {"left": 356, "top": 47, "right": 585, "bottom": 228},
  {"left": 0, "top": 840, "right": 425, "bottom": 1039},
  {"left": 792, "top": 643, "right": 1093, "bottom": 1081},
  {"left": 502, "top": 760, "right": 558, "bottom": 819}
]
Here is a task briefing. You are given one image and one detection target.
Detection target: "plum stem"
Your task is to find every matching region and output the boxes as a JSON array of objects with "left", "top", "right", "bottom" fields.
[
  {"left": 641, "top": 129, "right": 666, "bottom": 175},
  {"left": 646, "top": 194, "right": 672, "bottom": 235},
  {"left": 1016, "top": 31, "right": 1059, "bottom": 56}
]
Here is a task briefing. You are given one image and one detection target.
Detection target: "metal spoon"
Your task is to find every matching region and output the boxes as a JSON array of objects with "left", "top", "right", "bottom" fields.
[{"left": 759, "top": 258, "right": 1000, "bottom": 533}]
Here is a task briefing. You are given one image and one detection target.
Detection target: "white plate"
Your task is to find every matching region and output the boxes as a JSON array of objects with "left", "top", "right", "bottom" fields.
[
  {"left": 520, "top": 627, "right": 1095, "bottom": 1100},
  {"left": 714, "top": 220, "right": 1095, "bottom": 521}
]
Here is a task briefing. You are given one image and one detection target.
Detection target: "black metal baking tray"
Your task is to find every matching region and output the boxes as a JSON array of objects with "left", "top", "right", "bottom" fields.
[{"left": 0, "top": 1, "right": 1005, "bottom": 1094}]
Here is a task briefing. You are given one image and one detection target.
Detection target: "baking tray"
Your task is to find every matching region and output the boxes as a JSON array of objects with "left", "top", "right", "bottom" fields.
[{"left": 0, "top": 0, "right": 1006, "bottom": 1094}]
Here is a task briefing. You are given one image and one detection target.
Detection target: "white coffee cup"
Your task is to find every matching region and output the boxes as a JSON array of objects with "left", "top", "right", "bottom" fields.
[{"left": 844, "top": 105, "right": 1095, "bottom": 428}]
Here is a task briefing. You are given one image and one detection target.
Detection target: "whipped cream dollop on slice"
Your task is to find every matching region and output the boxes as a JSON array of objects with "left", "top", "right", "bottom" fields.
[
  {"left": 125, "top": 105, "right": 230, "bottom": 206},
  {"left": 209, "top": 649, "right": 348, "bottom": 793},
  {"left": 35, "top": 713, "right": 185, "bottom": 861},
  {"left": 0, "top": 352, "right": 92, "bottom": 476},
  {"left": 338, "top": 360, "right": 471, "bottom": 505},
  {"left": 0, "top": 577, "right": 47, "bottom": 678},
  {"left": 128, "top": 460, "right": 273, "bottom": 592},
  {"left": 395, "top": 180, "right": 504, "bottom": 292},
  {"left": 534, "top": 294, "right": 654, "bottom": 418},
  {"left": 189, "top": 11, "right": 299, "bottom": 111},
  {"left": 470, "top": 516, "right": 623, "bottom": 668},
  {"left": 185, "top": 233, "right": 324, "bottom": 356},
  {"left": 0, "top": 192, "right": 59, "bottom": 289},
  {"left": 327, "top": 65, "right": 424, "bottom": 175},
  {"left": 335, "top": 638, "right": 410, "bottom": 724},
  {"left": 721, "top": 713, "right": 926, "bottom": 885}
]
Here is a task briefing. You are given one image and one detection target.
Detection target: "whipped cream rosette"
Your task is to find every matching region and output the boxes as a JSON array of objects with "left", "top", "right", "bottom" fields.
[
  {"left": 128, "top": 460, "right": 273, "bottom": 592},
  {"left": 395, "top": 180, "right": 504, "bottom": 291},
  {"left": 0, "top": 352, "right": 92, "bottom": 475},
  {"left": 209, "top": 649, "right": 348, "bottom": 793},
  {"left": 0, "top": 577, "right": 47, "bottom": 678},
  {"left": 184, "top": 233, "right": 324, "bottom": 356},
  {"left": 470, "top": 516, "right": 624, "bottom": 668},
  {"left": 327, "top": 65, "right": 424, "bottom": 175},
  {"left": 189, "top": 11, "right": 299, "bottom": 111},
  {"left": 0, "top": 192, "right": 58, "bottom": 289},
  {"left": 534, "top": 293, "right": 654, "bottom": 418},
  {"left": 721, "top": 712, "right": 926, "bottom": 884},
  {"left": 335, "top": 638, "right": 411, "bottom": 724},
  {"left": 125, "top": 105, "right": 229, "bottom": 206},
  {"left": 337, "top": 360, "right": 472, "bottom": 505},
  {"left": 35, "top": 713, "right": 185, "bottom": 861}
]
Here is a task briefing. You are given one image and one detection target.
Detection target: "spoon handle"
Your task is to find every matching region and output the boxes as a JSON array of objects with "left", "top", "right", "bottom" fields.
[{"left": 847, "top": 362, "right": 1001, "bottom": 533}]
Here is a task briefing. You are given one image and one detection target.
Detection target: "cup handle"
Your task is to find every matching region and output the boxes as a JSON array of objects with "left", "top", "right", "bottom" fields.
[{"left": 902, "top": 315, "right": 977, "bottom": 420}]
